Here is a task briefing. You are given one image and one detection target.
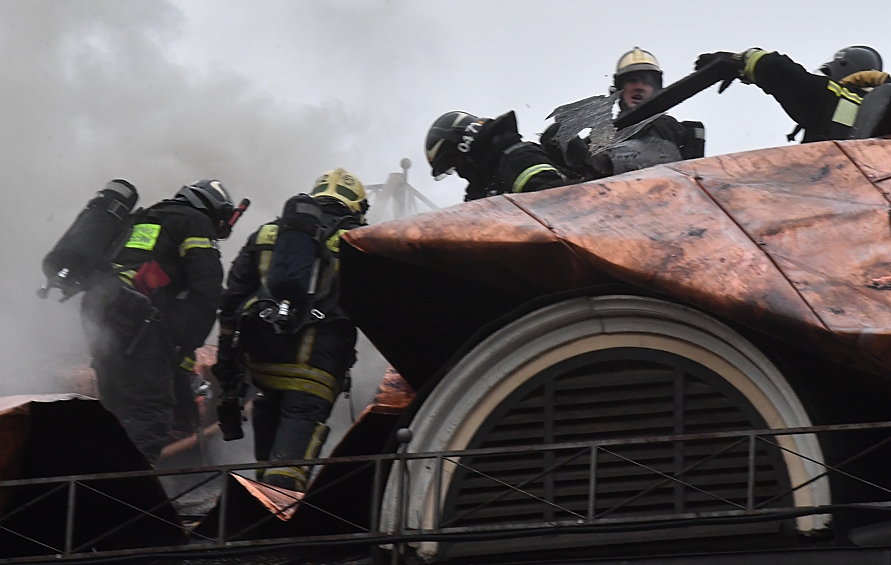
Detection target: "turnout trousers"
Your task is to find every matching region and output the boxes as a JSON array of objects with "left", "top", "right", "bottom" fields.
[
  {"left": 241, "top": 317, "right": 357, "bottom": 491},
  {"left": 80, "top": 276, "right": 176, "bottom": 463}
]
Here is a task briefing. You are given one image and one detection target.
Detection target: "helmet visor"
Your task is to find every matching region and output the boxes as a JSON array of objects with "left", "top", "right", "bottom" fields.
[
  {"left": 313, "top": 183, "right": 360, "bottom": 202},
  {"left": 617, "top": 70, "right": 661, "bottom": 90}
]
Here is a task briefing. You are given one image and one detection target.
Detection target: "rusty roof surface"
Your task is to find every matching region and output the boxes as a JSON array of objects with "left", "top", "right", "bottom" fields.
[
  {"left": 0, "top": 393, "right": 93, "bottom": 416},
  {"left": 342, "top": 139, "right": 891, "bottom": 378}
]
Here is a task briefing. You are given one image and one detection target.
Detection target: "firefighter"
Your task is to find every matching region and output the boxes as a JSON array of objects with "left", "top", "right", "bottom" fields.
[
  {"left": 425, "top": 110, "right": 569, "bottom": 201},
  {"left": 695, "top": 46, "right": 889, "bottom": 142},
  {"left": 80, "top": 180, "right": 238, "bottom": 464},
  {"left": 213, "top": 168, "right": 365, "bottom": 492},
  {"left": 543, "top": 47, "right": 705, "bottom": 179},
  {"left": 614, "top": 46, "right": 664, "bottom": 113}
]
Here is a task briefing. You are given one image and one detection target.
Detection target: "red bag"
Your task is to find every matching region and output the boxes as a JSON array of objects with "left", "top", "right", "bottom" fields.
[{"left": 132, "top": 260, "right": 171, "bottom": 296}]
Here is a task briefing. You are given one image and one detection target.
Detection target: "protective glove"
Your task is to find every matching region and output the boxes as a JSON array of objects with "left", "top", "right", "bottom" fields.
[
  {"left": 695, "top": 51, "right": 745, "bottom": 93},
  {"left": 540, "top": 123, "right": 588, "bottom": 174},
  {"left": 468, "top": 111, "right": 520, "bottom": 156},
  {"left": 695, "top": 51, "right": 739, "bottom": 71},
  {"left": 584, "top": 151, "right": 613, "bottom": 180},
  {"left": 465, "top": 136, "right": 521, "bottom": 187}
]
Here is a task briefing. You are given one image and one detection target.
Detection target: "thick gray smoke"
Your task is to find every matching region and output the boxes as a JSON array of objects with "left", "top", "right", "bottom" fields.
[{"left": 0, "top": 1, "right": 375, "bottom": 403}]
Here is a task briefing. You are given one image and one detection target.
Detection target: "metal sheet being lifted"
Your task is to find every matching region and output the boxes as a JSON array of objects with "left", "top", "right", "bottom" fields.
[{"left": 341, "top": 138, "right": 891, "bottom": 385}]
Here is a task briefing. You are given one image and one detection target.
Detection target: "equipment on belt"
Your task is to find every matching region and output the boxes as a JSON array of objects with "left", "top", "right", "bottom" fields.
[
  {"left": 39, "top": 179, "right": 140, "bottom": 301},
  {"left": 217, "top": 382, "right": 247, "bottom": 442},
  {"left": 216, "top": 328, "right": 247, "bottom": 441}
]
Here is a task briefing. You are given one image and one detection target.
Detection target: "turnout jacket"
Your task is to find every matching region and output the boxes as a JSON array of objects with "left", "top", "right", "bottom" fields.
[
  {"left": 462, "top": 111, "right": 568, "bottom": 201},
  {"left": 744, "top": 50, "right": 890, "bottom": 142},
  {"left": 115, "top": 200, "right": 223, "bottom": 353}
]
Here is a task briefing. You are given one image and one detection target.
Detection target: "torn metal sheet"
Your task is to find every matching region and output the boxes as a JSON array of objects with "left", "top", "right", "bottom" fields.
[
  {"left": 368, "top": 366, "right": 416, "bottom": 415},
  {"left": 232, "top": 473, "right": 302, "bottom": 521},
  {"left": 546, "top": 91, "right": 619, "bottom": 152},
  {"left": 194, "top": 472, "right": 300, "bottom": 541}
]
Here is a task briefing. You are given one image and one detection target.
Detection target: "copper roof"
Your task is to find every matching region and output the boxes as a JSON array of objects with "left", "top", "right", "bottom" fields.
[{"left": 342, "top": 139, "right": 891, "bottom": 382}]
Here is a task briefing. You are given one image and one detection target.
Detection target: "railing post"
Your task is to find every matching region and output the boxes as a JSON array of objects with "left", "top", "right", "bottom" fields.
[
  {"left": 371, "top": 458, "right": 383, "bottom": 533},
  {"left": 217, "top": 471, "right": 228, "bottom": 545},
  {"left": 747, "top": 431, "right": 757, "bottom": 511},
  {"left": 392, "top": 428, "right": 412, "bottom": 565},
  {"left": 433, "top": 454, "right": 443, "bottom": 532},
  {"left": 64, "top": 479, "right": 76, "bottom": 555},
  {"left": 587, "top": 446, "right": 598, "bottom": 522}
]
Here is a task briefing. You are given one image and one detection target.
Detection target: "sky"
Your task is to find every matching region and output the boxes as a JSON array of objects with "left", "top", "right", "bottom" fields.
[
  {"left": 164, "top": 0, "right": 891, "bottom": 201},
  {"left": 2, "top": 0, "right": 891, "bottom": 448}
]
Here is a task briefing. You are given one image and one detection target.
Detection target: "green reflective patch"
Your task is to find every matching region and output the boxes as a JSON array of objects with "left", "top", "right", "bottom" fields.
[
  {"left": 125, "top": 224, "right": 161, "bottom": 251},
  {"left": 326, "top": 229, "right": 348, "bottom": 253},
  {"left": 257, "top": 224, "right": 278, "bottom": 246},
  {"left": 832, "top": 99, "right": 859, "bottom": 127}
]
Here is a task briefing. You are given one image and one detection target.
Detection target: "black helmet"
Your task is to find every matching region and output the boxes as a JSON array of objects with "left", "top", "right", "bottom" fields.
[
  {"left": 425, "top": 111, "right": 481, "bottom": 179},
  {"left": 819, "top": 46, "right": 883, "bottom": 81},
  {"left": 175, "top": 179, "right": 236, "bottom": 239}
]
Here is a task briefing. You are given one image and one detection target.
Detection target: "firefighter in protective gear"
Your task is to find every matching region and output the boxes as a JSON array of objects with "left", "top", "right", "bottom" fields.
[
  {"left": 425, "top": 110, "right": 569, "bottom": 201},
  {"left": 214, "top": 168, "right": 365, "bottom": 492},
  {"left": 542, "top": 47, "right": 705, "bottom": 180},
  {"left": 610, "top": 47, "right": 705, "bottom": 165},
  {"left": 695, "top": 46, "right": 890, "bottom": 142},
  {"left": 80, "top": 179, "right": 238, "bottom": 463}
]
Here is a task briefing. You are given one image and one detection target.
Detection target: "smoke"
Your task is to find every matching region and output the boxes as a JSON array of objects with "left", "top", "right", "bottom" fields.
[{"left": 0, "top": 1, "right": 367, "bottom": 396}]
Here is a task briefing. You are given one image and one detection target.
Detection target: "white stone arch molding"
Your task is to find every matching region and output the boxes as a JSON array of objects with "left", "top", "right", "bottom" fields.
[{"left": 380, "top": 294, "right": 830, "bottom": 540}]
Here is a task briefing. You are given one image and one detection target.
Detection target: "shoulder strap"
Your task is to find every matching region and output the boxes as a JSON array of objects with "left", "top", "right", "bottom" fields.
[
  {"left": 109, "top": 207, "right": 147, "bottom": 256},
  {"left": 279, "top": 196, "right": 325, "bottom": 240},
  {"left": 299, "top": 215, "right": 355, "bottom": 322},
  {"left": 319, "top": 214, "right": 355, "bottom": 247}
]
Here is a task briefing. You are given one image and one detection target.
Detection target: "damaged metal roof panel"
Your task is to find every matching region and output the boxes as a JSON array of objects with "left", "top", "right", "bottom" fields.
[
  {"left": 0, "top": 394, "right": 183, "bottom": 558},
  {"left": 341, "top": 139, "right": 891, "bottom": 386}
]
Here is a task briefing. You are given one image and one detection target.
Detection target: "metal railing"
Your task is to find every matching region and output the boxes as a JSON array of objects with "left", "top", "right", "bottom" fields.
[{"left": 3, "top": 421, "right": 891, "bottom": 563}]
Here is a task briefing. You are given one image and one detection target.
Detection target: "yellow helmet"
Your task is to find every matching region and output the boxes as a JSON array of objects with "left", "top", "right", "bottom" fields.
[
  {"left": 613, "top": 47, "right": 663, "bottom": 90},
  {"left": 311, "top": 168, "right": 368, "bottom": 215}
]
